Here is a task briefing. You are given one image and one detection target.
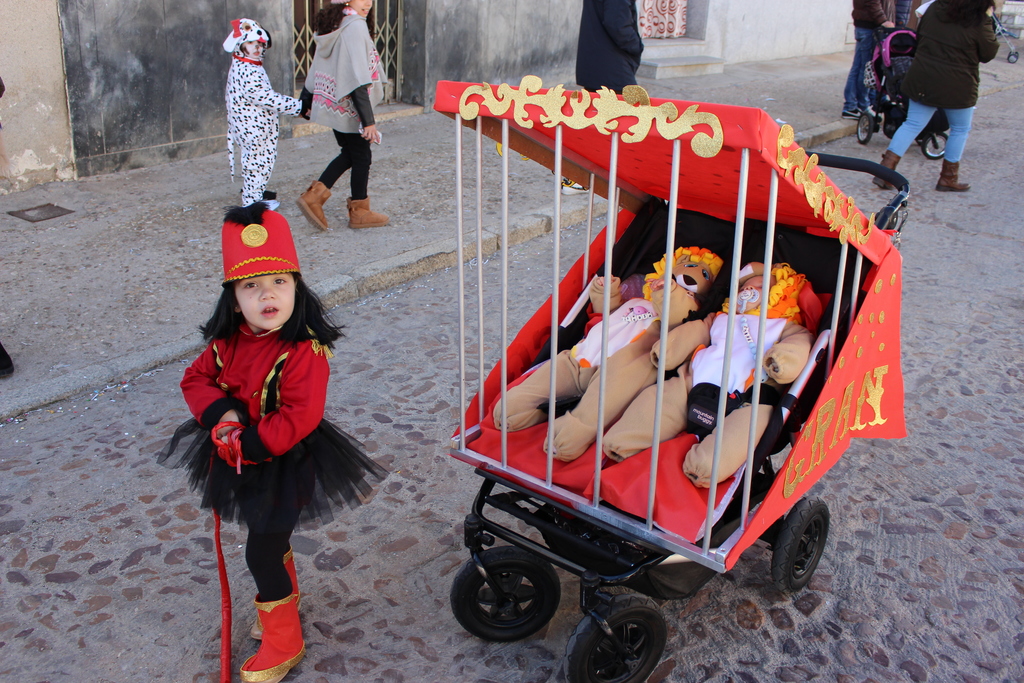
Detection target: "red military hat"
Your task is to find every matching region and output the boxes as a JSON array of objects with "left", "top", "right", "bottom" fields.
[{"left": 221, "top": 208, "right": 301, "bottom": 283}]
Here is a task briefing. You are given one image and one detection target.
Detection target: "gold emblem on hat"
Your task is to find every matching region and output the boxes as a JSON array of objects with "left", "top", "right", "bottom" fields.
[{"left": 241, "top": 223, "right": 269, "bottom": 247}]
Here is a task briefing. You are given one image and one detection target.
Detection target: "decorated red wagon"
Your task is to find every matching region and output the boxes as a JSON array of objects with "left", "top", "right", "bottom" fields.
[{"left": 434, "top": 77, "right": 908, "bottom": 683}]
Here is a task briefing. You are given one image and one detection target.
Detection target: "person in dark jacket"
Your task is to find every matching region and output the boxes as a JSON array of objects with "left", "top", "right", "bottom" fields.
[
  {"left": 843, "top": 0, "right": 896, "bottom": 119},
  {"left": 874, "top": 0, "right": 999, "bottom": 191},
  {"left": 575, "top": 0, "right": 644, "bottom": 93},
  {"left": 566, "top": 0, "right": 643, "bottom": 195}
]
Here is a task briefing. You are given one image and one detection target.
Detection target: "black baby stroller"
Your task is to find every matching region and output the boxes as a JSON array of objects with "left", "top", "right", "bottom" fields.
[{"left": 857, "top": 26, "right": 949, "bottom": 159}]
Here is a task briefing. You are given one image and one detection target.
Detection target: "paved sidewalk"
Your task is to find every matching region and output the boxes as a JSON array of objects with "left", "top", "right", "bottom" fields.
[{"left": 1, "top": 49, "right": 1020, "bottom": 420}]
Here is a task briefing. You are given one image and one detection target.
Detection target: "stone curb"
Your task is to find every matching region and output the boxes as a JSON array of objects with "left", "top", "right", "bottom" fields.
[{"left": 0, "top": 195, "right": 606, "bottom": 421}]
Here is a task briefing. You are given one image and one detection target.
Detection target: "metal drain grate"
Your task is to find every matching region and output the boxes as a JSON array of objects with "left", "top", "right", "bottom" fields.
[{"left": 7, "top": 203, "right": 75, "bottom": 222}]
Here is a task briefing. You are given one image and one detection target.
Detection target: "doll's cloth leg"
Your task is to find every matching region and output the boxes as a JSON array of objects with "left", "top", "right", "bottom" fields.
[
  {"left": 241, "top": 139, "right": 278, "bottom": 205},
  {"left": 551, "top": 342, "right": 658, "bottom": 461},
  {"left": 683, "top": 404, "right": 772, "bottom": 488},
  {"left": 603, "top": 375, "right": 690, "bottom": 462},
  {"left": 493, "top": 350, "right": 595, "bottom": 432}
]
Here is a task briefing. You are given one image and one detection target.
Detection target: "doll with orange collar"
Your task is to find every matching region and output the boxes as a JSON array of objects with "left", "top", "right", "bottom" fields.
[
  {"left": 494, "top": 246, "right": 723, "bottom": 461},
  {"left": 603, "top": 262, "right": 813, "bottom": 487}
]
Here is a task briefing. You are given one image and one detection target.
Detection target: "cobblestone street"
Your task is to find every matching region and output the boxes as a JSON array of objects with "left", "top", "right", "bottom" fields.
[{"left": 2, "top": 87, "right": 1024, "bottom": 683}]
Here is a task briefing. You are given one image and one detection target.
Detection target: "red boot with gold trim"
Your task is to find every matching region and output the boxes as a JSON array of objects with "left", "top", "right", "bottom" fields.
[
  {"left": 240, "top": 593, "right": 304, "bottom": 683},
  {"left": 250, "top": 548, "right": 300, "bottom": 640}
]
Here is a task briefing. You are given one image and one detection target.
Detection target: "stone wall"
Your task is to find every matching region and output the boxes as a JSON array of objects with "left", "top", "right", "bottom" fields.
[
  {"left": 408, "top": 0, "right": 582, "bottom": 108},
  {"left": 703, "top": 0, "right": 852, "bottom": 64},
  {"left": 58, "top": 0, "right": 294, "bottom": 177},
  {"left": 1000, "top": 0, "right": 1024, "bottom": 30},
  {"left": 0, "top": 0, "right": 75, "bottom": 193}
]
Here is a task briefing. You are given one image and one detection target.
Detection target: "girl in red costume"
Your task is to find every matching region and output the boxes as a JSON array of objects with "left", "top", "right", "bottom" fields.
[{"left": 160, "top": 202, "right": 385, "bottom": 683}]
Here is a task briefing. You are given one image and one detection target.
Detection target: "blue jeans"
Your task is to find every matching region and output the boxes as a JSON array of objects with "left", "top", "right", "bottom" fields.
[
  {"left": 843, "top": 27, "right": 876, "bottom": 112},
  {"left": 888, "top": 99, "right": 975, "bottom": 162}
]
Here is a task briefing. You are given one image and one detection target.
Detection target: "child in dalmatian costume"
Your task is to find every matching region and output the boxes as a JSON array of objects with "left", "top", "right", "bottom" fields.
[{"left": 223, "top": 19, "right": 306, "bottom": 207}]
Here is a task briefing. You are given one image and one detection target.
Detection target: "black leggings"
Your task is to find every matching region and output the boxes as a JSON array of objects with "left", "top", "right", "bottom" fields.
[
  {"left": 245, "top": 529, "right": 293, "bottom": 602},
  {"left": 318, "top": 130, "right": 372, "bottom": 200}
]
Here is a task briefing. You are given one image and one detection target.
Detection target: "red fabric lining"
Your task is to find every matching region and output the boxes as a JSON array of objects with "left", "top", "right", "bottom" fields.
[{"left": 474, "top": 373, "right": 738, "bottom": 543}]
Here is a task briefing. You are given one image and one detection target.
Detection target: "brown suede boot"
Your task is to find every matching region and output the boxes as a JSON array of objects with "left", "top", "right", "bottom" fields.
[
  {"left": 348, "top": 197, "right": 389, "bottom": 229},
  {"left": 936, "top": 160, "right": 970, "bottom": 192},
  {"left": 297, "top": 181, "right": 331, "bottom": 231},
  {"left": 872, "top": 150, "right": 901, "bottom": 189}
]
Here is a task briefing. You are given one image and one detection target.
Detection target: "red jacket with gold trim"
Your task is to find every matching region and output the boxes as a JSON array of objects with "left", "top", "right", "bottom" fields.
[{"left": 181, "top": 325, "right": 329, "bottom": 462}]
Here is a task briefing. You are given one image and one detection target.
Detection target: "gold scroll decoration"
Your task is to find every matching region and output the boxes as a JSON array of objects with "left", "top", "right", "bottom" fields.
[
  {"left": 776, "top": 125, "right": 874, "bottom": 245},
  {"left": 458, "top": 75, "right": 723, "bottom": 157}
]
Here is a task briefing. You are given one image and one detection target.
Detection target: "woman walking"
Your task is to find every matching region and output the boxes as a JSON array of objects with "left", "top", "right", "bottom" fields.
[
  {"left": 874, "top": 0, "right": 999, "bottom": 192},
  {"left": 297, "top": 0, "right": 389, "bottom": 230}
]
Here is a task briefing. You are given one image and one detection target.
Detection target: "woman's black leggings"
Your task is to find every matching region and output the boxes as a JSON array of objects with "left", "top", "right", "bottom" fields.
[
  {"left": 245, "top": 529, "right": 293, "bottom": 602},
  {"left": 318, "top": 130, "right": 372, "bottom": 200}
]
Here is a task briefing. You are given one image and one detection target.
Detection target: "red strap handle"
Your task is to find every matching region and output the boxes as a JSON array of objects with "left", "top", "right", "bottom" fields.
[{"left": 211, "top": 422, "right": 248, "bottom": 473}]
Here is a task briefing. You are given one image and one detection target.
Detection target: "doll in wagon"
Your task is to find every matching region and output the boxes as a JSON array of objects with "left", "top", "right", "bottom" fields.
[
  {"left": 493, "top": 246, "right": 724, "bottom": 460},
  {"left": 602, "top": 262, "right": 814, "bottom": 487}
]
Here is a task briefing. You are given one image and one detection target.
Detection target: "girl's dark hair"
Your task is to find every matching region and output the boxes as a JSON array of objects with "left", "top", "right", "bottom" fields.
[
  {"left": 946, "top": 0, "right": 995, "bottom": 26},
  {"left": 314, "top": 3, "right": 375, "bottom": 37},
  {"left": 200, "top": 275, "right": 345, "bottom": 348}
]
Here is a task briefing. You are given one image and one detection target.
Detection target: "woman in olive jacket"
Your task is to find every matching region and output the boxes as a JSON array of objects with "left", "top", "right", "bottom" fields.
[{"left": 875, "top": 0, "right": 998, "bottom": 191}]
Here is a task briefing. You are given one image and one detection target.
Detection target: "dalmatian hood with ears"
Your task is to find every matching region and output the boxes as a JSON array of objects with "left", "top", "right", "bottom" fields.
[{"left": 223, "top": 18, "right": 272, "bottom": 54}]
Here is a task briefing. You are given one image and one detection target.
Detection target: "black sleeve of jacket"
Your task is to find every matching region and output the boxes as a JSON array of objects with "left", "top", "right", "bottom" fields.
[
  {"left": 240, "top": 425, "right": 275, "bottom": 463},
  {"left": 299, "top": 87, "right": 313, "bottom": 118},
  {"left": 200, "top": 397, "right": 248, "bottom": 431},
  {"left": 596, "top": 0, "right": 643, "bottom": 58},
  {"left": 349, "top": 85, "right": 375, "bottom": 127}
]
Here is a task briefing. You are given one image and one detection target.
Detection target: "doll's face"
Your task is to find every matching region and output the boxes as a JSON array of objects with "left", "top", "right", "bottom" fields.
[
  {"left": 233, "top": 273, "right": 296, "bottom": 334},
  {"left": 736, "top": 276, "right": 764, "bottom": 313},
  {"left": 672, "top": 260, "right": 716, "bottom": 298},
  {"left": 648, "top": 279, "right": 701, "bottom": 326}
]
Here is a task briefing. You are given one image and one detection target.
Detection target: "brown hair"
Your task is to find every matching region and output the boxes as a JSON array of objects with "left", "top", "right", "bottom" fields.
[
  {"left": 945, "top": 0, "right": 995, "bottom": 27},
  {"left": 314, "top": 3, "right": 376, "bottom": 37}
]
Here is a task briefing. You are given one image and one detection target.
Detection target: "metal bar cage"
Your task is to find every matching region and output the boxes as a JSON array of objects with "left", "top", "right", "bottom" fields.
[{"left": 448, "top": 113, "right": 864, "bottom": 574}]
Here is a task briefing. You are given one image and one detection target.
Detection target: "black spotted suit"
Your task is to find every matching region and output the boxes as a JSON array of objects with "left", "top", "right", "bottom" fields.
[{"left": 226, "top": 54, "right": 302, "bottom": 205}]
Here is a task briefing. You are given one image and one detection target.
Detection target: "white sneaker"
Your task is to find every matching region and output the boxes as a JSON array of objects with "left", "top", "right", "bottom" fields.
[
  {"left": 263, "top": 199, "right": 281, "bottom": 211},
  {"left": 560, "top": 178, "right": 588, "bottom": 195}
]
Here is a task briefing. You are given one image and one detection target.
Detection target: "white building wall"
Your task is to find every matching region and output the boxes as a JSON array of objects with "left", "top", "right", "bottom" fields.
[{"left": 712, "top": 0, "right": 853, "bottom": 63}]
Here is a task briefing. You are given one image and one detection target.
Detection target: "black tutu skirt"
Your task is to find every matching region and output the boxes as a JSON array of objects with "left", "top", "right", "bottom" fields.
[{"left": 158, "top": 418, "right": 387, "bottom": 534}]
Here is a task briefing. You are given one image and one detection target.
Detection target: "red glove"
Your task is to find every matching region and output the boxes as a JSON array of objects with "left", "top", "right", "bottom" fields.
[{"left": 211, "top": 422, "right": 252, "bottom": 473}]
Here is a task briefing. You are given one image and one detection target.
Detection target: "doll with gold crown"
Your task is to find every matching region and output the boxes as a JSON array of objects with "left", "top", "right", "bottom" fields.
[{"left": 159, "top": 203, "right": 385, "bottom": 683}]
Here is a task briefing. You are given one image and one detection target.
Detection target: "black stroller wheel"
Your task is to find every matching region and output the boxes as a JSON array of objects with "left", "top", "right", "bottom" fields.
[
  {"left": 771, "top": 497, "right": 830, "bottom": 591},
  {"left": 856, "top": 112, "right": 874, "bottom": 145},
  {"left": 450, "top": 545, "right": 561, "bottom": 642},
  {"left": 920, "top": 132, "right": 947, "bottom": 160},
  {"left": 1009, "top": 51, "right": 1019, "bottom": 64},
  {"left": 565, "top": 594, "right": 667, "bottom": 683}
]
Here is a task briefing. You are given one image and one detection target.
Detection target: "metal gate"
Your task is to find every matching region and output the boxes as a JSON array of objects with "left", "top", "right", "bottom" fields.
[{"left": 293, "top": 0, "right": 403, "bottom": 103}]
